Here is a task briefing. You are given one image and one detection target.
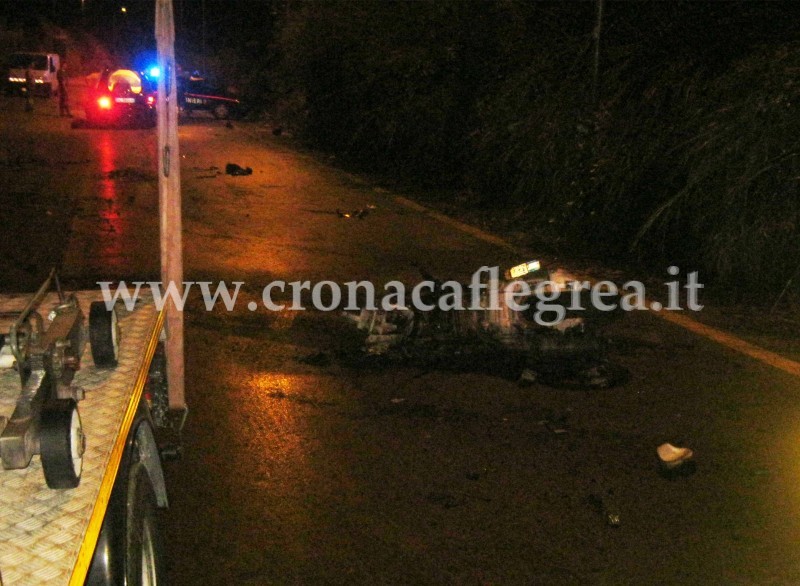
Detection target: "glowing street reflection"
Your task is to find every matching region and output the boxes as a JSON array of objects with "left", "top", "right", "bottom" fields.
[
  {"left": 243, "top": 372, "right": 313, "bottom": 469},
  {"left": 95, "top": 132, "right": 124, "bottom": 270}
]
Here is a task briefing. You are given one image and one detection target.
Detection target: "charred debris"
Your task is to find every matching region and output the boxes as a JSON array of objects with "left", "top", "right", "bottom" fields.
[{"left": 344, "top": 261, "right": 628, "bottom": 389}]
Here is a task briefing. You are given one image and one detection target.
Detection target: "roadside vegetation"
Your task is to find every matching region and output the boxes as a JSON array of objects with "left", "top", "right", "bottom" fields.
[
  {"left": 269, "top": 1, "right": 800, "bottom": 303},
  {"left": 3, "top": 2, "right": 799, "bottom": 303}
]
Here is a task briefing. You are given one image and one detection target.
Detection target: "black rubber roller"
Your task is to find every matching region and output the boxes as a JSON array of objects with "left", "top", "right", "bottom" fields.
[
  {"left": 89, "top": 301, "right": 120, "bottom": 367},
  {"left": 40, "top": 399, "right": 84, "bottom": 489}
]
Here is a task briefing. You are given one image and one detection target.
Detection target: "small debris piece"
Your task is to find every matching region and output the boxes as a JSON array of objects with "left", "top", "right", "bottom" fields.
[
  {"left": 344, "top": 307, "right": 414, "bottom": 354},
  {"left": 106, "top": 167, "right": 156, "bottom": 182},
  {"left": 336, "top": 208, "right": 370, "bottom": 219},
  {"left": 195, "top": 166, "right": 222, "bottom": 178},
  {"left": 657, "top": 442, "right": 696, "bottom": 478},
  {"left": 587, "top": 492, "right": 621, "bottom": 527},
  {"left": 390, "top": 398, "right": 406, "bottom": 404},
  {"left": 225, "top": 163, "right": 253, "bottom": 176},
  {"left": 657, "top": 443, "right": 693, "bottom": 469},
  {"left": 299, "top": 351, "right": 331, "bottom": 367},
  {"left": 426, "top": 491, "right": 466, "bottom": 509},
  {"left": 553, "top": 317, "right": 584, "bottom": 333},
  {"left": 518, "top": 368, "right": 537, "bottom": 386}
]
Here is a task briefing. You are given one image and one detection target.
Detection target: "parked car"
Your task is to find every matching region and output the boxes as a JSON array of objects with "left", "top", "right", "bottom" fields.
[
  {"left": 178, "top": 76, "right": 241, "bottom": 120},
  {"left": 84, "top": 68, "right": 156, "bottom": 128}
]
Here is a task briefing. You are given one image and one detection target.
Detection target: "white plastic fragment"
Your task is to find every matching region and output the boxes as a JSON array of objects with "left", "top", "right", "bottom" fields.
[
  {"left": 657, "top": 443, "right": 694, "bottom": 469},
  {"left": 0, "top": 344, "right": 14, "bottom": 369}
]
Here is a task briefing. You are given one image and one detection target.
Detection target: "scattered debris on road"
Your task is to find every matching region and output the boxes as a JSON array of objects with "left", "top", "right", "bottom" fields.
[
  {"left": 298, "top": 351, "right": 331, "bottom": 366},
  {"left": 335, "top": 204, "right": 376, "bottom": 219},
  {"left": 104, "top": 167, "right": 156, "bottom": 182},
  {"left": 336, "top": 208, "right": 370, "bottom": 219},
  {"left": 193, "top": 165, "right": 222, "bottom": 179},
  {"left": 344, "top": 260, "right": 628, "bottom": 389},
  {"left": 225, "top": 163, "right": 252, "bottom": 176}
]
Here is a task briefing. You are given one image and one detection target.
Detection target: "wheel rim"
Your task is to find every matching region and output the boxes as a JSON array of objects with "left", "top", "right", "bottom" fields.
[
  {"left": 69, "top": 408, "right": 84, "bottom": 478},
  {"left": 111, "top": 308, "right": 120, "bottom": 359},
  {"left": 141, "top": 517, "right": 158, "bottom": 586},
  {"left": 214, "top": 104, "right": 229, "bottom": 119}
]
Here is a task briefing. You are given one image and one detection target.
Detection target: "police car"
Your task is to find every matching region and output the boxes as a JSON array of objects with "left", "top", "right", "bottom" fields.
[{"left": 178, "top": 75, "right": 241, "bottom": 120}]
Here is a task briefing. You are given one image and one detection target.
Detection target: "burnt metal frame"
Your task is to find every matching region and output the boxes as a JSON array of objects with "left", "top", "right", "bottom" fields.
[{"left": 0, "top": 269, "right": 86, "bottom": 470}]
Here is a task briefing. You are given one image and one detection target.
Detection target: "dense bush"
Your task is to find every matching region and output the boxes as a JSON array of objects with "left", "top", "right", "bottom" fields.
[
  {"left": 272, "top": 1, "right": 800, "bottom": 300},
  {"left": 638, "top": 41, "right": 800, "bottom": 294},
  {"left": 275, "top": 1, "right": 498, "bottom": 183}
]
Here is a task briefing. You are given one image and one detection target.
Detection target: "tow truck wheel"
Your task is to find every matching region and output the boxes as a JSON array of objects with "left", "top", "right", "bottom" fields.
[
  {"left": 40, "top": 400, "right": 84, "bottom": 489},
  {"left": 126, "top": 463, "right": 165, "bottom": 585},
  {"left": 90, "top": 301, "right": 120, "bottom": 367},
  {"left": 212, "top": 103, "right": 230, "bottom": 120},
  {"left": 87, "top": 417, "right": 167, "bottom": 586}
]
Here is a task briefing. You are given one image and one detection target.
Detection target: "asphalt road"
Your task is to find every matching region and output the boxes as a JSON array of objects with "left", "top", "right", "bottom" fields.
[{"left": 2, "top": 90, "right": 800, "bottom": 585}]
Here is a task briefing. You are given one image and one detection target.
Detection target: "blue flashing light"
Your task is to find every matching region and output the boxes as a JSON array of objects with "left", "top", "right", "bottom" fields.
[{"left": 148, "top": 66, "right": 161, "bottom": 79}]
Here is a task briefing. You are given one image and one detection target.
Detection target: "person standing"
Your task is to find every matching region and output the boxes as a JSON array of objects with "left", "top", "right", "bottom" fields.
[
  {"left": 24, "top": 63, "right": 34, "bottom": 112},
  {"left": 57, "top": 63, "right": 71, "bottom": 117}
]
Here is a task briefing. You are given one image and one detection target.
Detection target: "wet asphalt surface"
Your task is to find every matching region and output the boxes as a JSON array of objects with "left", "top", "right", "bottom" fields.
[{"left": 2, "top": 88, "right": 800, "bottom": 585}]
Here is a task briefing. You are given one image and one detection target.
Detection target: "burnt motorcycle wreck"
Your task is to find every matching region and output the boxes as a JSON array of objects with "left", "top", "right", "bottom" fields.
[{"left": 346, "top": 261, "right": 628, "bottom": 389}]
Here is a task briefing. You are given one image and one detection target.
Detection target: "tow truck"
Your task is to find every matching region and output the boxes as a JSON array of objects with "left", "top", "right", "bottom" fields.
[{"left": 0, "top": 1, "right": 186, "bottom": 583}]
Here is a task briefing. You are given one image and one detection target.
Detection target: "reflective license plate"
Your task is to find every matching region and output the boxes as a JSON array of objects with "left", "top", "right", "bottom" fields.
[
  {"left": 114, "top": 97, "right": 135, "bottom": 104},
  {"left": 507, "top": 260, "right": 542, "bottom": 279}
]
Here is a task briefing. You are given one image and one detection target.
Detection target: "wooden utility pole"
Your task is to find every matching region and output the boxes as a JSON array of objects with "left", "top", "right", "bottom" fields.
[{"left": 155, "top": 0, "right": 185, "bottom": 411}]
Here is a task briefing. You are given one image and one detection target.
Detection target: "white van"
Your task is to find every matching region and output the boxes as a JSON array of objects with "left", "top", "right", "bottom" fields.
[{"left": 6, "top": 52, "right": 60, "bottom": 97}]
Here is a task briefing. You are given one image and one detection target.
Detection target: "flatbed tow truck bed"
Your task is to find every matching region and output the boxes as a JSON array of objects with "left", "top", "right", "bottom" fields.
[{"left": 0, "top": 291, "right": 163, "bottom": 586}]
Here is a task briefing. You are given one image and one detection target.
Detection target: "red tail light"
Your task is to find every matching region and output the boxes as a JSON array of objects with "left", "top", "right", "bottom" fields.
[
  {"left": 98, "top": 96, "right": 112, "bottom": 110},
  {"left": 147, "top": 95, "right": 155, "bottom": 105}
]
